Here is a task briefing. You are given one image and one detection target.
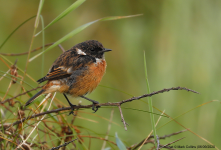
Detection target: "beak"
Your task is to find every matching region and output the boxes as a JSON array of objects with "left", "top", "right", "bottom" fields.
[{"left": 102, "top": 48, "right": 112, "bottom": 52}]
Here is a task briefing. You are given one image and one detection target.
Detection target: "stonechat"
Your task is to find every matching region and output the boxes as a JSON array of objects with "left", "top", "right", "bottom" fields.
[{"left": 25, "top": 40, "right": 111, "bottom": 114}]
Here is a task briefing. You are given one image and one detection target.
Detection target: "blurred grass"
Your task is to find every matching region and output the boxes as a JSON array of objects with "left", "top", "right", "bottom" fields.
[
  {"left": 0, "top": 0, "right": 221, "bottom": 149},
  {"left": 143, "top": 51, "right": 157, "bottom": 148}
]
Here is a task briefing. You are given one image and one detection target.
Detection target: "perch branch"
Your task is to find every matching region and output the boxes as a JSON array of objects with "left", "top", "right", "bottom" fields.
[{"left": 9, "top": 87, "right": 198, "bottom": 129}]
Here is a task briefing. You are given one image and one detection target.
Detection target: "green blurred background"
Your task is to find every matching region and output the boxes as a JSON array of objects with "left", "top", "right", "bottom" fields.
[{"left": 0, "top": 0, "right": 221, "bottom": 149}]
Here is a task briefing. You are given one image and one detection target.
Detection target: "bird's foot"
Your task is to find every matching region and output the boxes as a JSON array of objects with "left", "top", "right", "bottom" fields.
[
  {"left": 80, "top": 96, "right": 101, "bottom": 113},
  {"left": 68, "top": 104, "right": 77, "bottom": 116},
  {"left": 92, "top": 101, "right": 100, "bottom": 113}
]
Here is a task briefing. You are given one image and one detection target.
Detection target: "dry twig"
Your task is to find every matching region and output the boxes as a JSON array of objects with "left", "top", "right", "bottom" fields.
[
  {"left": 50, "top": 138, "right": 77, "bottom": 150},
  {"left": 0, "top": 43, "right": 54, "bottom": 56},
  {"left": 130, "top": 130, "right": 187, "bottom": 150},
  {"left": 9, "top": 87, "right": 198, "bottom": 129}
]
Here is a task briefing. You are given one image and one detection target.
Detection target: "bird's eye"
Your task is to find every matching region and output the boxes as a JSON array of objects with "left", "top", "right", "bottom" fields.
[{"left": 91, "top": 49, "right": 95, "bottom": 51}]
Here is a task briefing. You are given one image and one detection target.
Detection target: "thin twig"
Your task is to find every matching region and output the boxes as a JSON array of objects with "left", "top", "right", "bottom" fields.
[
  {"left": 137, "top": 110, "right": 165, "bottom": 150},
  {"left": 0, "top": 57, "right": 11, "bottom": 68},
  {"left": 27, "top": 122, "right": 55, "bottom": 136},
  {"left": 9, "top": 87, "right": 198, "bottom": 129},
  {"left": 150, "top": 129, "right": 187, "bottom": 140},
  {"left": 50, "top": 138, "right": 78, "bottom": 150},
  {"left": 119, "top": 87, "right": 199, "bottom": 105},
  {"left": 156, "top": 135, "right": 160, "bottom": 150},
  {"left": 159, "top": 137, "right": 185, "bottom": 149},
  {"left": 118, "top": 105, "right": 127, "bottom": 131},
  {"left": 130, "top": 139, "right": 178, "bottom": 150},
  {"left": 16, "top": 93, "right": 53, "bottom": 150},
  {"left": 0, "top": 69, "right": 10, "bottom": 81},
  {"left": 58, "top": 44, "right": 66, "bottom": 53},
  {"left": 130, "top": 130, "right": 187, "bottom": 150},
  {"left": 42, "top": 121, "right": 59, "bottom": 136},
  {"left": 0, "top": 43, "right": 54, "bottom": 56}
]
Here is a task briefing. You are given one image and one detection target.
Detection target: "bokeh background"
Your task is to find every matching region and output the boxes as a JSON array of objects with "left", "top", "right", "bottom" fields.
[{"left": 0, "top": 0, "right": 221, "bottom": 149}]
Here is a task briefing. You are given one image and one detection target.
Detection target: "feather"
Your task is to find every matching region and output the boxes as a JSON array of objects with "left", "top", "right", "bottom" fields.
[{"left": 25, "top": 89, "right": 45, "bottom": 106}]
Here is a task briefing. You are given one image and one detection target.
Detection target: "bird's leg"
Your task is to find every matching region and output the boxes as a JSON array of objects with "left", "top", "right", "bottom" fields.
[
  {"left": 63, "top": 93, "right": 76, "bottom": 115},
  {"left": 80, "top": 96, "right": 100, "bottom": 112}
]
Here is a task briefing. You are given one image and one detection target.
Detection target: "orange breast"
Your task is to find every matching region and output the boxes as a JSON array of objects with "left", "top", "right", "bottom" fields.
[{"left": 69, "top": 60, "right": 107, "bottom": 97}]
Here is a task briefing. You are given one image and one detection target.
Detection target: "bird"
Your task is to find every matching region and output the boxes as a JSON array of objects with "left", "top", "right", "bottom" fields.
[{"left": 25, "top": 40, "right": 111, "bottom": 115}]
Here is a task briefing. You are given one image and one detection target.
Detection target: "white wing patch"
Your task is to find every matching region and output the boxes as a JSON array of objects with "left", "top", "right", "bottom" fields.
[
  {"left": 46, "top": 85, "right": 61, "bottom": 93},
  {"left": 67, "top": 67, "right": 72, "bottom": 73},
  {"left": 77, "top": 48, "right": 86, "bottom": 55},
  {"left": 46, "top": 80, "right": 61, "bottom": 93}
]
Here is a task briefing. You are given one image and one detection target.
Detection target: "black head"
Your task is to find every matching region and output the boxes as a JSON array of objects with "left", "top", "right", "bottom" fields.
[{"left": 74, "top": 40, "right": 111, "bottom": 58}]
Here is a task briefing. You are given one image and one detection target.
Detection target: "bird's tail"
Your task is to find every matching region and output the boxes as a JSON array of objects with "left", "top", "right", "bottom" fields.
[{"left": 25, "top": 89, "right": 45, "bottom": 106}]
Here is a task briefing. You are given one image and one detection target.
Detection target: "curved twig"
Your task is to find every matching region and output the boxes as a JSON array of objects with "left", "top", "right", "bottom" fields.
[
  {"left": 10, "top": 87, "right": 198, "bottom": 128},
  {"left": 0, "top": 43, "right": 53, "bottom": 56}
]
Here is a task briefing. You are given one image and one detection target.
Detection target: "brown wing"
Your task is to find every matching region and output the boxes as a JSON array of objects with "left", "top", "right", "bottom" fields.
[
  {"left": 37, "top": 55, "right": 95, "bottom": 83},
  {"left": 37, "top": 67, "right": 71, "bottom": 83}
]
